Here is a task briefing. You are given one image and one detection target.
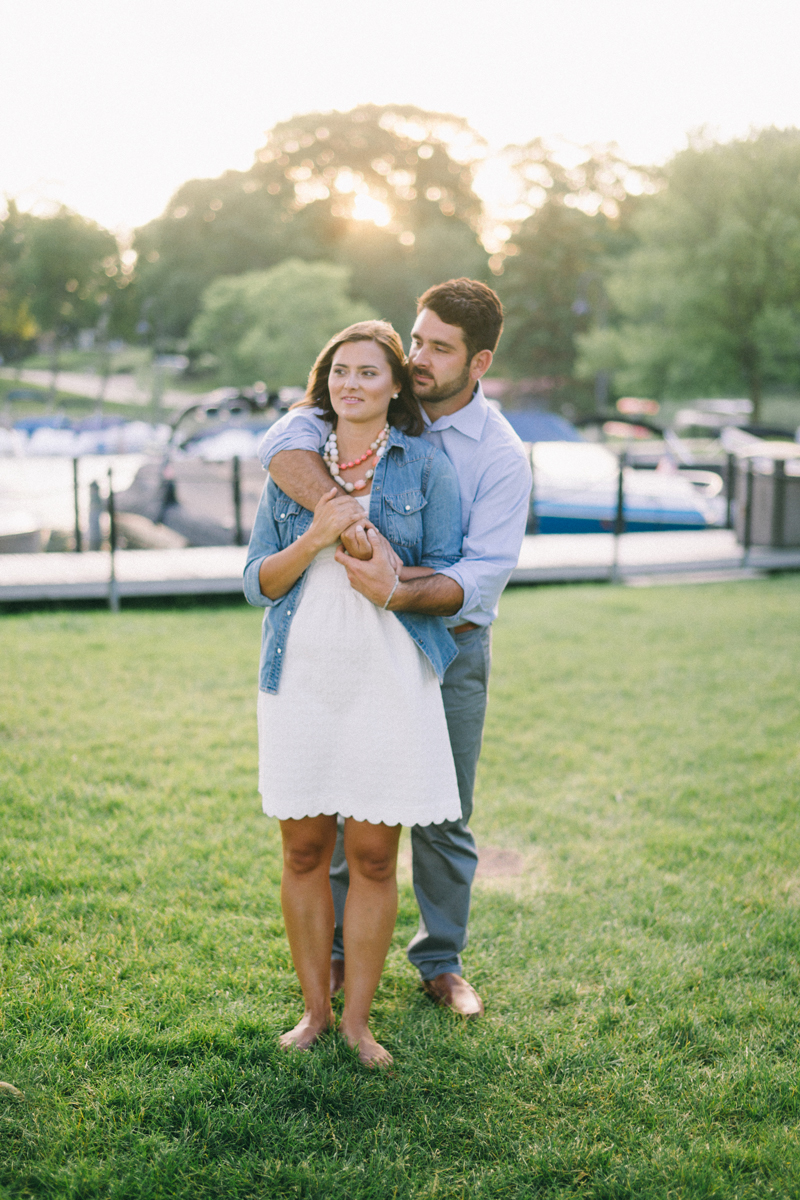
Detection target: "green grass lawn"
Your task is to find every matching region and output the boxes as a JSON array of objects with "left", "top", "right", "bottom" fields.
[{"left": 1, "top": 579, "right": 799, "bottom": 1199}]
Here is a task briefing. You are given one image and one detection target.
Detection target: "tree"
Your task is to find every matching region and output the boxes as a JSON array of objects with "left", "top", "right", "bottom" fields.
[
  {"left": 489, "top": 141, "right": 650, "bottom": 409},
  {"left": 134, "top": 105, "right": 488, "bottom": 343},
  {"left": 493, "top": 202, "right": 617, "bottom": 405},
  {"left": 188, "top": 259, "right": 375, "bottom": 388},
  {"left": 0, "top": 202, "right": 38, "bottom": 361},
  {"left": 0, "top": 204, "right": 127, "bottom": 384},
  {"left": 17, "top": 207, "right": 121, "bottom": 343},
  {"left": 576, "top": 128, "right": 800, "bottom": 419}
]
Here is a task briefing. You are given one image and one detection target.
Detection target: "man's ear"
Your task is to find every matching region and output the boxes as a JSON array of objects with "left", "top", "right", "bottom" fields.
[{"left": 470, "top": 348, "right": 493, "bottom": 381}]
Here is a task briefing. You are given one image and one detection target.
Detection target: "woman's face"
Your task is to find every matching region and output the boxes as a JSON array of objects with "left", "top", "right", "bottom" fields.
[{"left": 328, "top": 340, "right": 396, "bottom": 427}]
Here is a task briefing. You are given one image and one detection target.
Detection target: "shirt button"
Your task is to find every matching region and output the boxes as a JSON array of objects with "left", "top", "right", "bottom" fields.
[
  {"left": 280, "top": 512, "right": 286, "bottom": 518},
  {"left": 277, "top": 647, "right": 282, "bottom": 653},
  {"left": 405, "top": 505, "right": 411, "bottom": 511},
  {"left": 286, "top": 609, "right": 292, "bottom": 615}
]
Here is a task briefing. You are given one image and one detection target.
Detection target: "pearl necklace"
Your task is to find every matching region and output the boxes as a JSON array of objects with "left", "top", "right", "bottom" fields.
[{"left": 323, "top": 423, "right": 390, "bottom": 492}]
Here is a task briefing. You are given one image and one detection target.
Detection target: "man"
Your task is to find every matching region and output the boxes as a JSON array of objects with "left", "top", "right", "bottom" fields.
[{"left": 258, "top": 278, "right": 531, "bottom": 1016}]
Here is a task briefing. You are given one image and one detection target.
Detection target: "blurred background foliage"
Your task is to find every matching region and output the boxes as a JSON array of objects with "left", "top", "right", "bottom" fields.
[
  {"left": 3, "top": 106, "right": 800, "bottom": 416},
  {"left": 133, "top": 104, "right": 489, "bottom": 346},
  {"left": 187, "top": 260, "right": 375, "bottom": 389},
  {"left": 575, "top": 127, "right": 800, "bottom": 420}
]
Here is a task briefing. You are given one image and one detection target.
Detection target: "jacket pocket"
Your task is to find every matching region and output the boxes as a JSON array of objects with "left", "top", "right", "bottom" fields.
[{"left": 383, "top": 490, "right": 427, "bottom": 547}]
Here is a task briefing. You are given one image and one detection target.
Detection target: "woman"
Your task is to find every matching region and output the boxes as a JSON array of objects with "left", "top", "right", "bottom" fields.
[{"left": 243, "top": 321, "right": 462, "bottom": 1067}]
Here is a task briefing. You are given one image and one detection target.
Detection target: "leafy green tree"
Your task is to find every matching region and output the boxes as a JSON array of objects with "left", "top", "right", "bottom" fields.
[
  {"left": 490, "top": 142, "right": 650, "bottom": 409},
  {"left": 188, "top": 259, "right": 375, "bottom": 388},
  {"left": 0, "top": 204, "right": 126, "bottom": 383},
  {"left": 0, "top": 202, "right": 38, "bottom": 361},
  {"left": 576, "top": 128, "right": 800, "bottom": 419},
  {"left": 494, "top": 202, "right": 616, "bottom": 405},
  {"left": 134, "top": 105, "right": 488, "bottom": 342},
  {"left": 18, "top": 207, "right": 120, "bottom": 343}
]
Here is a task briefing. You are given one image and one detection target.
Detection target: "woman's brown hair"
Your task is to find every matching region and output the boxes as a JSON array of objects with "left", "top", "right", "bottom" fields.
[{"left": 292, "top": 320, "right": 423, "bottom": 437}]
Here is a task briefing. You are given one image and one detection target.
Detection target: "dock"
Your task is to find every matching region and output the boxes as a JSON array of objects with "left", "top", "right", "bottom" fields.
[
  {"left": 2, "top": 529, "right": 799, "bottom": 605},
  {"left": 512, "top": 528, "right": 800, "bottom": 584}
]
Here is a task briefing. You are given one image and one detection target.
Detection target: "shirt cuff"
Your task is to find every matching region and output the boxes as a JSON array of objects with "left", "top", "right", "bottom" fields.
[
  {"left": 243, "top": 560, "right": 279, "bottom": 607},
  {"left": 437, "top": 564, "right": 480, "bottom": 625}
]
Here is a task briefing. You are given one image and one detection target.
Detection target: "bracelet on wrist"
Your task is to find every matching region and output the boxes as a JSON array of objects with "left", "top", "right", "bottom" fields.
[{"left": 382, "top": 574, "right": 400, "bottom": 610}]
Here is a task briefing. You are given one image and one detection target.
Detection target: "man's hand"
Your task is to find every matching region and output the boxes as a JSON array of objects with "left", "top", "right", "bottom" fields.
[
  {"left": 335, "top": 528, "right": 398, "bottom": 607},
  {"left": 340, "top": 521, "right": 373, "bottom": 560}
]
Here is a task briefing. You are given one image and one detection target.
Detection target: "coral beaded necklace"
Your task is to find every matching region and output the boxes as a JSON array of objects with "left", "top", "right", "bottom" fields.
[{"left": 323, "top": 423, "right": 390, "bottom": 492}]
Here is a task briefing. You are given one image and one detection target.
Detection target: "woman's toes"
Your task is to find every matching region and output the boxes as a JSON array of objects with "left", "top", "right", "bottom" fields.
[
  {"left": 279, "top": 1014, "right": 332, "bottom": 1051},
  {"left": 279, "top": 1027, "right": 313, "bottom": 1051},
  {"left": 341, "top": 1027, "right": 393, "bottom": 1068},
  {"left": 279, "top": 1028, "right": 313, "bottom": 1051},
  {"left": 359, "top": 1041, "right": 393, "bottom": 1069}
]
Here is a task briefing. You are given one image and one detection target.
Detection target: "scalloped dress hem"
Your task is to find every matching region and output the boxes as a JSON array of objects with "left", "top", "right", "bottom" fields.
[
  {"left": 257, "top": 513, "right": 460, "bottom": 829},
  {"left": 260, "top": 804, "right": 457, "bottom": 828}
]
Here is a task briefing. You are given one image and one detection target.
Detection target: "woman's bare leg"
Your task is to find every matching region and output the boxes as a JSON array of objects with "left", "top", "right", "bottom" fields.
[
  {"left": 279, "top": 814, "right": 338, "bottom": 1049},
  {"left": 339, "top": 818, "right": 402, "bottom": 1067}
]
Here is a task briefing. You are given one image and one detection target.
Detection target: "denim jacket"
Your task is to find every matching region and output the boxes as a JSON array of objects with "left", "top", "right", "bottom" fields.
[{"left": 243, "top": 425, "right": 462, "bottom": 693}]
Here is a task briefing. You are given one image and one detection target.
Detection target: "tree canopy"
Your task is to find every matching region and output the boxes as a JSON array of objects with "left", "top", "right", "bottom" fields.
[
  {"left": 9, "top": 117, "right": 800, "bottom": 418},
  {"left": 576, "top": 127, "right": 800, "bottom": 418},
  {"left": 0, "top": 203, "right": 126, "bottom": 360},
  {"left": 134, "top": 104, "right": 488, "bottom": 342},
  {"left": 188, "top": 259, "right": 375, "bottom": 389},
  {"left": 491, "top": 142, "right": 648, "bottom": 407},
  {"left": 0, "top": 202, "right": 38, "bottom": 360}
]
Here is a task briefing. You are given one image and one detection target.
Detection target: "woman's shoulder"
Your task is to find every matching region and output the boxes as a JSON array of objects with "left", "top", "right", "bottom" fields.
[
  {"left": 388, "top": 429, "right": 457, "bottom": 492},
  {"left": 390, "top": 427, "right": 442, "bottom": 462}
]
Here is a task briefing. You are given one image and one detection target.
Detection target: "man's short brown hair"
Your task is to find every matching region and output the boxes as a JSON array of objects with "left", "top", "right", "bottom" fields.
[{"left": 416, "top": 278, "right": 504, "bottom": 361}]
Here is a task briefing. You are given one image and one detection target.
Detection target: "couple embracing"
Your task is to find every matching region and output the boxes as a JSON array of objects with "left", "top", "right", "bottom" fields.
[{"left": 244, "top": 279, "right": 531, "bottom": 1066}]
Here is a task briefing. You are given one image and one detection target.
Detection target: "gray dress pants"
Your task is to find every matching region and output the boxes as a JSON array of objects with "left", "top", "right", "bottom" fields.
[{"left": 330, "top": 624, "right": 491, "bottom": 980}]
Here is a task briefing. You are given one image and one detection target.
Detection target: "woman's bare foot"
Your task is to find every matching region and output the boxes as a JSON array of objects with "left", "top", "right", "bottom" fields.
[
  {"left": 279, "top": 1008, "right": 334, "bottom": 1051},
  {"left": 339, "top": 1020, "right": 393, "bottom": 1068}
]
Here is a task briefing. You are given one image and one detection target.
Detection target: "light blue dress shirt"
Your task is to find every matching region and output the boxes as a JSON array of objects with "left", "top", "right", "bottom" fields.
[{"left": 257, "top": 383, "right": 532, "bottom": 627}]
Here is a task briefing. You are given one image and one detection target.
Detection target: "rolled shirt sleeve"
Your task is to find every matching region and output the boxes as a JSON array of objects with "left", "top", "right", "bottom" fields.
[{"left": 258, "top": 408, "right": 327, "bottom": 470}]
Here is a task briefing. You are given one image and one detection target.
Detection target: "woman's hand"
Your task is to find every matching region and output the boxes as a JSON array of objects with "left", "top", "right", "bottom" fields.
[
  {"left": 307, "top": 488, "right": 368, "bottom": 552},
  {"left": 258, "top": 489, "right": 369, "bottom": 601}
]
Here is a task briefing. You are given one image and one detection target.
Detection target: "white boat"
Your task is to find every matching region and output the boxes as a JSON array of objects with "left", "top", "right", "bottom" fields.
[{"left": 529, "top": 442, "right": 724, "bottom": 533}]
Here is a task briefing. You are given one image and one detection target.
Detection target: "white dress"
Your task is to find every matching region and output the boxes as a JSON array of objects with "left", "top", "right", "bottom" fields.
[{"left": 257, "top": 495, "right": 461, "bottom": 826}]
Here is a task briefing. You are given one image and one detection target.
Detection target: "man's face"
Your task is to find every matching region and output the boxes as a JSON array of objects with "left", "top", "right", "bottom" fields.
[{"left": 408, "top": 308, "right": 472, "bottom": 406}]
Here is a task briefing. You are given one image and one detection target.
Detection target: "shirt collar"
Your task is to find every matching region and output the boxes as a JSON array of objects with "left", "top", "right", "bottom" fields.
[{"left": 422, "top": 381, "right": 490, "bottom": 441}]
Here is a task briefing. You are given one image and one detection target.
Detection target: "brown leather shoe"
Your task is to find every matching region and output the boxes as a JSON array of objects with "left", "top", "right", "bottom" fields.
[
  {"left": 330, "top": 958, "right": 345, "bottom": 997},
  {"left": 423, "top": 972, "right": 484, "bottom": 1018}
]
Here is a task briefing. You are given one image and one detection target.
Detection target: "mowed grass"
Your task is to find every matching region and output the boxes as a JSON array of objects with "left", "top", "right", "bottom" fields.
[{"left": 1, "top": 578, "right": 799, "bottom": 1200}]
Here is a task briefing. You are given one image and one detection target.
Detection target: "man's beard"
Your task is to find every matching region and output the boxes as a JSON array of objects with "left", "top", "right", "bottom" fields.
[{"left": 412, "top": 363, "right": 472, "bottom": 405}]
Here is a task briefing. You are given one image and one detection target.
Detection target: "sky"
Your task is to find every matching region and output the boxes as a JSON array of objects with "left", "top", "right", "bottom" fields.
[{"left": 2, "top": 0, "right": 800, "bottom": 237}]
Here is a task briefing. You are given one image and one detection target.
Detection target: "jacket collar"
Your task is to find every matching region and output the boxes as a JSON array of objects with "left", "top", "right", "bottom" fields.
[{"left": 385, "top": 424, "right": 421, "bottom": 457}]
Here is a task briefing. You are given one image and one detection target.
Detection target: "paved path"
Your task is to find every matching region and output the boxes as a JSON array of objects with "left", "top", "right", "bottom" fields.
[
  {"left": 1, "top": 368, "right": 191, "bottom": 409},
  {"left": 513, "top": 528, "right": 800, "bottom": 583},
  {"left": 2, "top": 529, "right": 799, "bottom": 604},
  {"left": 0, "top": 546, "right": 248, "bottom": 602}
]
